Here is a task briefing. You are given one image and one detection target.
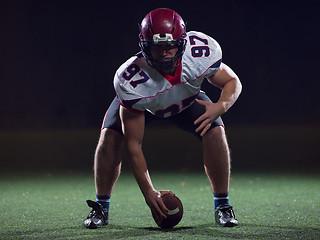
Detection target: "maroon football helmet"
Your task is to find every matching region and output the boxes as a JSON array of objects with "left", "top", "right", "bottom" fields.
[{"left": 139, "top": 8, "right": 187, "bottom": 70}]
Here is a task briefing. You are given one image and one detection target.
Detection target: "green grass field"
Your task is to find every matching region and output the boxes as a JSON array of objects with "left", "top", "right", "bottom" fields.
[{"left": 1, "top": 171, "right": 319, "bottom": 239}]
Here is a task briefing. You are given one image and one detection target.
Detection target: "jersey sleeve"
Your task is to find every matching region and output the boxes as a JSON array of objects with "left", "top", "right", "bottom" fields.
[
  {"left": 113, "top": 59, "right": 147, "bottom": 113},
  {"left": 185, "top": 31, "right": 223, "bottom": 78},
  {"left": 203, "top": 33, "right": 223, "bottom": 77}
]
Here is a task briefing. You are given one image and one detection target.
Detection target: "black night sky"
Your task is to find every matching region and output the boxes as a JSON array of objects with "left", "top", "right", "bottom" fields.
[{"left": 1, "top": 1, "right": 320, "bottom": 130}]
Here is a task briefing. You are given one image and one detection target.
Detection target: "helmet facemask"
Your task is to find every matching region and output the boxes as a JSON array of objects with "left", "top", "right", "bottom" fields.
[{"left": 139, "top": 33, "right": 187, "bottom": 71}]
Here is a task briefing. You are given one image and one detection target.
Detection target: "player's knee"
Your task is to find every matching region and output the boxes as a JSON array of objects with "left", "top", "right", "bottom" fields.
[
  {"left": 96, "top": 128, "right": 123, "bottom": 160},
  {"left": 99, "top": 128, "right": 123, "bottom": 147},
  {"left": 203, "top": 126, "right": 229, "bottom": 149}
]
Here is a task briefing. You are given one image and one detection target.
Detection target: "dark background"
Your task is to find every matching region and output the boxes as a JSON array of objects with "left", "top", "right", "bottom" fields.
[{"left": 1, "top": 0, "right": 320, "bottom": 172}]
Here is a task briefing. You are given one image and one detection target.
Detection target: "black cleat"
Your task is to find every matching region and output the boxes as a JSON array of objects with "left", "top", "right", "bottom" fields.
[
  {"left": 83, "top": 200, "right": 109, "bottom": 229},
  {"left": 215, "top": 205, "right": 238, "bottom": 227}
]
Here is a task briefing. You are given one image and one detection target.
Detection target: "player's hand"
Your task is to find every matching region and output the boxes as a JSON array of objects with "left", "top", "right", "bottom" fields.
[
  {"left": 144, "top": 190, "right": 174, "bottom": 224},
  {"left": 194, "top": 99, "right": 224, "bottom": 137}
]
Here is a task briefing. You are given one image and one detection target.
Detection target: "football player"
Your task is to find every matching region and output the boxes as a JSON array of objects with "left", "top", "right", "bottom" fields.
[{"left": 84, "top": 8, "right": 242, "bottom": 229}]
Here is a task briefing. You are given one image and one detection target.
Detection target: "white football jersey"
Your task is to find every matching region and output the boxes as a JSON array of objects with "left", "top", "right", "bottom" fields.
[{"left": 114, "top": 31, "right": 222, "bottom": 118}]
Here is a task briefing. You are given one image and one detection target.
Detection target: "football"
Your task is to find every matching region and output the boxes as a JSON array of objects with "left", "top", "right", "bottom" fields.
[{"left": 153, "top": 193, "right": 183, "bottom": 228}]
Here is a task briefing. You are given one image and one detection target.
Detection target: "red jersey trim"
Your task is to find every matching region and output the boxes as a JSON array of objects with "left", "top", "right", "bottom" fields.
[{"left": 157, "top": 60, "right": 182, "bottom": 86}]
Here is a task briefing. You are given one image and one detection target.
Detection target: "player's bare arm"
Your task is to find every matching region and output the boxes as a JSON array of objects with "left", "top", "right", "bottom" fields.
[
  {"left": 194, "top": 63, "right": 242, "bottom": 136},
  {"left": 119, "top": 106, "right": 171, "bottom": 221}
]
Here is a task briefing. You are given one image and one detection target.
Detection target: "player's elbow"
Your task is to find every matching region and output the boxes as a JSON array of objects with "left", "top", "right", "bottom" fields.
[{"left": 235, "top": 77, "right": 242, "bottom": 96}]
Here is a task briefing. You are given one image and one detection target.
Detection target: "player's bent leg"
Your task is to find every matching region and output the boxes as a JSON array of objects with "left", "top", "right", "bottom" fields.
[
  {"left": 94, "top": 128, "right": 123, "bottom": 196},
  {"left": 202, "top": 126, "right": 238, "bottom": 227},
  {"left": 84, "top": 128, "right": 123, "bottom": 229},
  {"left": 203, "top": 126, "right": 230, "bottom": 194}
]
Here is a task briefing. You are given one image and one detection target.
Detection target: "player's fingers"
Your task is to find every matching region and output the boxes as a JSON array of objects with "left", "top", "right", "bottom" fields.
[
  {"left": 151, "top": 208, "right": 163, "bottom": 226},
  {"left": 150, "top": 199, "right": 167, "bottom": 219},
  {"left": 157, "top": 197, "right": 169, "bottom": 215},
  {"left": 160, "top": 190, "right": 175, "bottom": 197},
  {"left": 194, "top": 113, "right": 208, "bottom": 125},
  {"left": 194, "top": 100, "right": 210, "bottom": 125},
  {"left": 200, "top": 122, "right": 212, "bottom": 137},
  {"left": 195, "top": 99, "right": 208, "bottom": 106},
  {"left": 195, "top": 118, "right": 211, "bottom": 133}
]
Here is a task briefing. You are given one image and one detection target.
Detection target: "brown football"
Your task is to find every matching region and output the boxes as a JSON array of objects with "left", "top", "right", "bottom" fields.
[{"left": 153, "top": 194, "right": 183, "bottom": 228}]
